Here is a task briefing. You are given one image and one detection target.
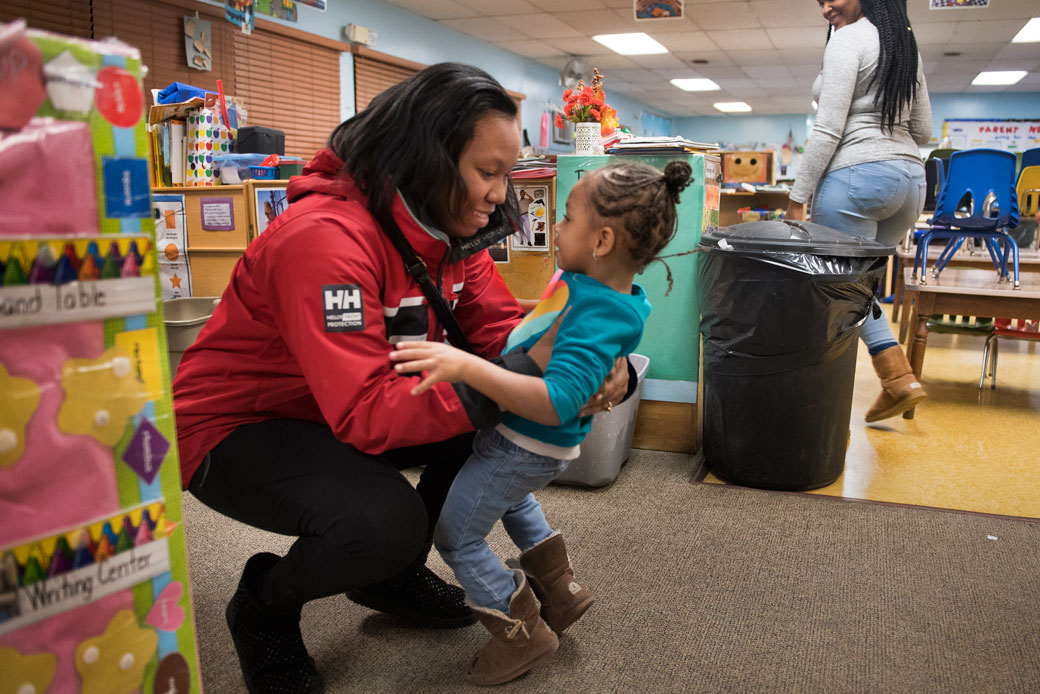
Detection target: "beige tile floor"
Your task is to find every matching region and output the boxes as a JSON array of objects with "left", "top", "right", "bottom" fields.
[{"left": 703, "top": 305, "right": 1040, "bottom": 518}]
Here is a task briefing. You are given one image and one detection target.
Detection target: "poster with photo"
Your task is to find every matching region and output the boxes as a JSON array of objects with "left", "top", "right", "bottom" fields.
[
  {"left": 254, "top": 186, "right": 289, "bottom": 236},
  {"left": 512, "top": 185, "right": 551, "bottom": 252},
  {"left": 635, "top": 0, "right": 683, "bottom": 20},
  {"left": 153, "top": 194, "right": 192, "bottom": 299}
]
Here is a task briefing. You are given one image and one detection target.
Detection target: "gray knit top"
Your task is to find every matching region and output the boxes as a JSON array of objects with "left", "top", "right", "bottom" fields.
[{"left": 790, "top": 17, "right": 932, "bottom": 204}]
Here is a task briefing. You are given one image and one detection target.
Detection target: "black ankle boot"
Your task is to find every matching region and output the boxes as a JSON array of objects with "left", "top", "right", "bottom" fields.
[
  {"left": 227, "top": 553, "right": 325, "bottom": 694},
  {"left": 346, "top": 549, "right": 475, "bottom": 628}
]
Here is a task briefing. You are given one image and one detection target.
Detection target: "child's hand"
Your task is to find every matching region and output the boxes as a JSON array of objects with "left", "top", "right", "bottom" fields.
[{"left": 391, "top": 341, "right": 475, "bottom": 395}]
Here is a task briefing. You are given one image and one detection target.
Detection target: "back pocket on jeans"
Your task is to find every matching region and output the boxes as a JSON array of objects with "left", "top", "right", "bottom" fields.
[{"left": 848, "top": 166, "right": 904, "bottom": 216}]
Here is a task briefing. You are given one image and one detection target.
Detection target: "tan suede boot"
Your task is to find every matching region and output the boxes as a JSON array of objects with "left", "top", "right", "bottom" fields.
[
  {"left": 865, "top": 346, "right": 927, "bottom": 422},
  {"left": 519, "top": 532, "right": 594, "bottom": 634},
  {"left": 467, "top": 570, "right": 559, "bottom": 685}
]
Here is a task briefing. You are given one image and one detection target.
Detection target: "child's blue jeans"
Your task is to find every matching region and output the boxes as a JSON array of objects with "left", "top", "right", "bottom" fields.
[
  {"left": 434, "top": 427, "right": 569, "bottom": 613},
  {"left": 812, "top": 159, "right": 926, "bottom": 352}
]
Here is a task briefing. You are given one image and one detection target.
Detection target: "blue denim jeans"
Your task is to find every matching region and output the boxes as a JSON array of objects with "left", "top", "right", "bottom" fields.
[
  {"left": 433, "top": 428, "right": 568, "bottom": 613},
  {"left": 812, "top": 159, "right": 926, "bottom": 351}
]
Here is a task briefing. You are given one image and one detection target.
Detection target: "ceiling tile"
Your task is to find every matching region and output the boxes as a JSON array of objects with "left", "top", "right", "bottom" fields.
[
  {"left": 696, "top": 65, "right": 748, "bottom": 80},
  {"left": 495, "top": 13, "right": 584, "bottom": 38},
  {"left": 625, "top": 53, "right": 690, "bottom": 69},
  {"left": 634, "top": 16, "right": 702, "bottom": 34},
  {"left": 382, "top": 0, "right": 478, "bottom": 20},
  {"left": 911, "top": 23, "right": 960, "bottom": 45},
  {"left": 728, "top": 48, "right": 783, "bottom": 66},
  {"left": 439, "top": 17, "right": 528, "bottom": 41},
  {"left": 654, "top": 31, "right": 720, "bottom": 52},
  {"left": 766, "top": 26, "right": 826, "bottom": 50},
  {"left": 454, "top": 0, "right": 540, "bottom": 13},
  {"left": 742, "top": 65, "right": 793, "bottom": 80},
  {"left": 583, "top": 54, "right": 642, "bottom": 69},
  {"left": 952, "top": 20, "right": 1031, "bottom": 43},
  {"left": 555, "top": 8, "right": 638, "bottom": 33},
  {"left": 543, "top": 36, "right": 607, "bottom": 54},
  {"left": 709, "top": 28, "right": 772, "bottom": 50},
  {"left": 492, "top": 39, "right": 566, "bottom": 58},
  {"left": 672, "top": 50, "right": 735, "bottom": 66},
  {"left": 527, "top": 0, "right": 608, "bottom": 10},
  {"left": 685, "top": 2, "right": 760, "bottom": 31},
  {"left": 750, "top": 0, "right": 824, "bottom": 28}
]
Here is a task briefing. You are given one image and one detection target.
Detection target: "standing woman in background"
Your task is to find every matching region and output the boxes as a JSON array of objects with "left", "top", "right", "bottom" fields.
[{"left": 787, "top": 0, "right": 932, "bottom": 422}]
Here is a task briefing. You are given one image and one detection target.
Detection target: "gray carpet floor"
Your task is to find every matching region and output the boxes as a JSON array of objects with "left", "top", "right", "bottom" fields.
[{"left": 183, "top": 449, "right": 1040, "bottom": 693}]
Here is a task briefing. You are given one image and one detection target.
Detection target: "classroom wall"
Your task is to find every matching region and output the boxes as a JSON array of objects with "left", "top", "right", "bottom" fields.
[
  {"left": 198, "top": 0, "right": 663, "bottom": 153},
  {"left": 672, "top": 92, "right": 1040, "bottom": 148}
]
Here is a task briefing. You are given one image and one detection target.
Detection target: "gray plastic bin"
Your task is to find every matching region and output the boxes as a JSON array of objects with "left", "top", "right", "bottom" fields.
[
  {"left": 553, "top": 353, "right": 649, "bottom": 487},
  {"left": 164, "top": 297, "right": 219, "bottom": 373}
]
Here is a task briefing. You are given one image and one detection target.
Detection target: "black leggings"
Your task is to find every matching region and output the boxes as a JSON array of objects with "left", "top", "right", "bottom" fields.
[{"left": 187, "top": 419, "right": 474, "bottom": 610}]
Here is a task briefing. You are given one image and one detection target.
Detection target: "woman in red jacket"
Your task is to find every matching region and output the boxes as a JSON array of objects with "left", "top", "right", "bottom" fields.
[{"left": 173, "top": 63, "right": 627, "bottom": 693}]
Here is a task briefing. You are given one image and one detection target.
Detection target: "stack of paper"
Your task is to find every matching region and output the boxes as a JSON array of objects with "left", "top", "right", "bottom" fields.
[{"left": 607, "top": 136, "right": 719, "bottom": 154}]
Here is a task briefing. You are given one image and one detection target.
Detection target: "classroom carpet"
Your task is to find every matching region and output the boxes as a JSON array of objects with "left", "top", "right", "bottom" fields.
[{"left": 183, "top": 448, "right": 1040, "bottom": 693}]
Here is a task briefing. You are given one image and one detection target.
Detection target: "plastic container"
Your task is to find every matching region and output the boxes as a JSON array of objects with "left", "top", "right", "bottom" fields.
[
  {"left": 698, "top": 220, "right": 891, "bottom": 491},
  {"left": 553, "top": 353, "right": 650, "bottom": 487},
  {"left": 164, "top": 297, "right": 219, "bottom": 373},
  {"left": 249, "top": 165, "right": 279, "bottom": 180}
]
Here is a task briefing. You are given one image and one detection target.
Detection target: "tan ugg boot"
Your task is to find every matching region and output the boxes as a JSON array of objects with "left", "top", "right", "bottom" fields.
[
  {"left": 865, "top": 346, "right": 927, "bottom": 422},
  {"left": 467, "top": 570, "right": 559, "bottom": 686},
  {"left": 519, "top": 532, "right": 594, "bottom": 634}
]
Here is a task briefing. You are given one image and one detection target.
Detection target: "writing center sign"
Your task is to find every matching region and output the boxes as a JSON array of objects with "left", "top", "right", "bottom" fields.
[{"left": 943, "top": 119, "right": 1040, "bottom": 152}]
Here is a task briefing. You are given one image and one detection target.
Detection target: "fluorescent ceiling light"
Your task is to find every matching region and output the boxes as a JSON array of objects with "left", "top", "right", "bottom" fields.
[
  {"left": 591, "top": 33, "right": 667, "bottom": 55},
  {"left": 671, "top": 78, "right": 720, "bottom": 91},
  {"left": 714, "top": 101, "right": 752, "bottom": 113},
  {"left": 971, "top": 70, "right": 1027, "bottom": 85},
  {"left": 1011, "top": 18, "right": 1040, "bottom": 43}
]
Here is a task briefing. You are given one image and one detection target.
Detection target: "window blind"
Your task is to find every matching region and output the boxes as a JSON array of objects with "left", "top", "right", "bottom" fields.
[{"left": 0, "top": 0, "right": 92, "bottom": 38}]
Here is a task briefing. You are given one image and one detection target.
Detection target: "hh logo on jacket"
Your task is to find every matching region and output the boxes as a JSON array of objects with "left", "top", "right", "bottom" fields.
[{"left": 323, "top": 284, "right": 365, "bottom": 332}]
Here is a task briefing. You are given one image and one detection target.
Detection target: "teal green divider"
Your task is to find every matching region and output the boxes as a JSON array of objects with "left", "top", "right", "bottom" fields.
[{"left": 555, "top": 154, "right": 711, "bottom": 397}]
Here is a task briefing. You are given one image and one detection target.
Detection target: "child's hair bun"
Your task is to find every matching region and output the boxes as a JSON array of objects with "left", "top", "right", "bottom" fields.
[{"left": 663, "top": 161, "right": 693, "bottom": 202}]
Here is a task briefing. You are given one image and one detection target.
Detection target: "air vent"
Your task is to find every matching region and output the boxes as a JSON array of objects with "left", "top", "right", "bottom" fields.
[
  {"left": 943, "top": 51, "right": 962, "bottom": 57},
  {"left": 691, "top": 59, "right": 709, "bottom": 64}
]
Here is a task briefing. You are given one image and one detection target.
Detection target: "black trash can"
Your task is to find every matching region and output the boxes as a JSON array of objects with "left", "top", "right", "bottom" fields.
[{"left": 698, "top": 220, "right": 892, "bottom": 490}]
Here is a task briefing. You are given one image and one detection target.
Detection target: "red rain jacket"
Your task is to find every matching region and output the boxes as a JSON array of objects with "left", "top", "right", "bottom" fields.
[{"left": 173, "top": 148, "right": 525, "bottom": 487}]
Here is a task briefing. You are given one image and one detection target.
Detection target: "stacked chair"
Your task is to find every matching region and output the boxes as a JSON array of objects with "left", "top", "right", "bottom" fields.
[{"left": 912, "top": 148, "right": 1021, "bottom": 289}]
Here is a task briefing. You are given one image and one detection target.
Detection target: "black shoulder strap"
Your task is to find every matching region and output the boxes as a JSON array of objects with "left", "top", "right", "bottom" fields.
[{"left": 381, "top": 216, "right": 474, "bottom": 354}]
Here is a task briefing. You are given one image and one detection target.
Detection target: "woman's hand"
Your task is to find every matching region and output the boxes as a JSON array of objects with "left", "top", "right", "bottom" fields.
[
  {"left": 391, "top": 341, "right": 478, "bottom": 394},
  {"left": 786, "top": 200, "right": 806, "bottom": 221},
  {"left": 579, "top": 357, "right": 629, "bottom": 417}
]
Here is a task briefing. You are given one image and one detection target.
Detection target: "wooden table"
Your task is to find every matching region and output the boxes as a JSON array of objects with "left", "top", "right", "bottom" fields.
[
  {"left": 891, "top": 246, "right": 1040, "bottom": 325},
  {"left": 900, "top": 268, "right": 1040, "bottom": 418}
]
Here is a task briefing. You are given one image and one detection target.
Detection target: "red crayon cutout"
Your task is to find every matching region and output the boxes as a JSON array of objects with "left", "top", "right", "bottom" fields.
[
  {"left": 78, "top": 253, "right": 100, "bottom": 281},
  {"left": 62, "top": 242, "right": 82, "bottom": 271}
]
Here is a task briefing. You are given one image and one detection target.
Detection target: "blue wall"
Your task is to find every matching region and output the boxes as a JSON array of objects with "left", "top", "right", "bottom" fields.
[
  {"left": 672, "top": 93, "right": 1040, "bottom": 149},
  {"left": 203, "top": 0, "right": 662, "bottom": 152}
]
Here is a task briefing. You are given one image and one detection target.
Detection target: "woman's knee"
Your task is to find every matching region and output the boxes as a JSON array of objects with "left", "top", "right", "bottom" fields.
[{"left": 326, "top": 479, "right": 429, "bottom": 576}]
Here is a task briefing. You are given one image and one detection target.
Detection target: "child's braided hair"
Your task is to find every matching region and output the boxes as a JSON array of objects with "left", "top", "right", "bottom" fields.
[{"left": 585, "top": 160, "right": 693, "bottom": 289}]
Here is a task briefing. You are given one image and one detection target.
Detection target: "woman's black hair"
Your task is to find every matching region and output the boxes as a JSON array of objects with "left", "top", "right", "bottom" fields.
[
  {"left": 328, "top": 62, "right": 519, "bottom": 234},
  {"left": 826, "top": 0, "right": 919, "bottom": 133},
  {"left": 585, "top": 160, "right": 692, "bottom": 285}
]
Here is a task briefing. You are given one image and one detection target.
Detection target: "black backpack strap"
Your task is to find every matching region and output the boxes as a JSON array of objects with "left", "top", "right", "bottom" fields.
[{"left": 381, "top": 216, "right": 474, "bottom": 353}]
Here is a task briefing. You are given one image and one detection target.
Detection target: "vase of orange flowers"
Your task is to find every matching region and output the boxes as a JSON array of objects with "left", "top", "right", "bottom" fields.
[{"left": 556, "top": 68, "right": 617, "bottom": 155}]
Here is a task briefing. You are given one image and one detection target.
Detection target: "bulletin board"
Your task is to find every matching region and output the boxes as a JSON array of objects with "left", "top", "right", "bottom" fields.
[{"left": 943, "top": 119, "right": 1040, "bottom": 152}]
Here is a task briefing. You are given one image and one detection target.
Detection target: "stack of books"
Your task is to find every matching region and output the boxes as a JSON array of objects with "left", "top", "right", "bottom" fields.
[
  {"left": 606, "top": 136, "right": 719, "bottom": 154},
  {"left": 511, "top": 156, "right": 557, "bottom": 179}
]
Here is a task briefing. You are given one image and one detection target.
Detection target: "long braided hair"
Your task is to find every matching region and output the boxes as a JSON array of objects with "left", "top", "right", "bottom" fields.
[{"left": 826, "top": 0, "right": 919, "bottom": 133}]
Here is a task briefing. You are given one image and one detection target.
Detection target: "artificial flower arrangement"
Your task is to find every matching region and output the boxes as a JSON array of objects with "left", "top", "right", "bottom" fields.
[{"left": 555, "top": 67, "right": 619, "bottom": 137}]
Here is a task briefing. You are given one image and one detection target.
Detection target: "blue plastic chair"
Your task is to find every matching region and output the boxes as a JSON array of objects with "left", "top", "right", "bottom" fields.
[
  {"left": 1020, "top": 147, "right": 1040, "bottom": 172},
  {"left": 912, "top": 148, "right": 1021, "bottom": 289}
]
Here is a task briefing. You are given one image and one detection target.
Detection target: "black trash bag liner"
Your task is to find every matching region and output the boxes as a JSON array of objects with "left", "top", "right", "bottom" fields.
[{"left": 698, "top": 249, "right": 887, "bottom": 377}]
